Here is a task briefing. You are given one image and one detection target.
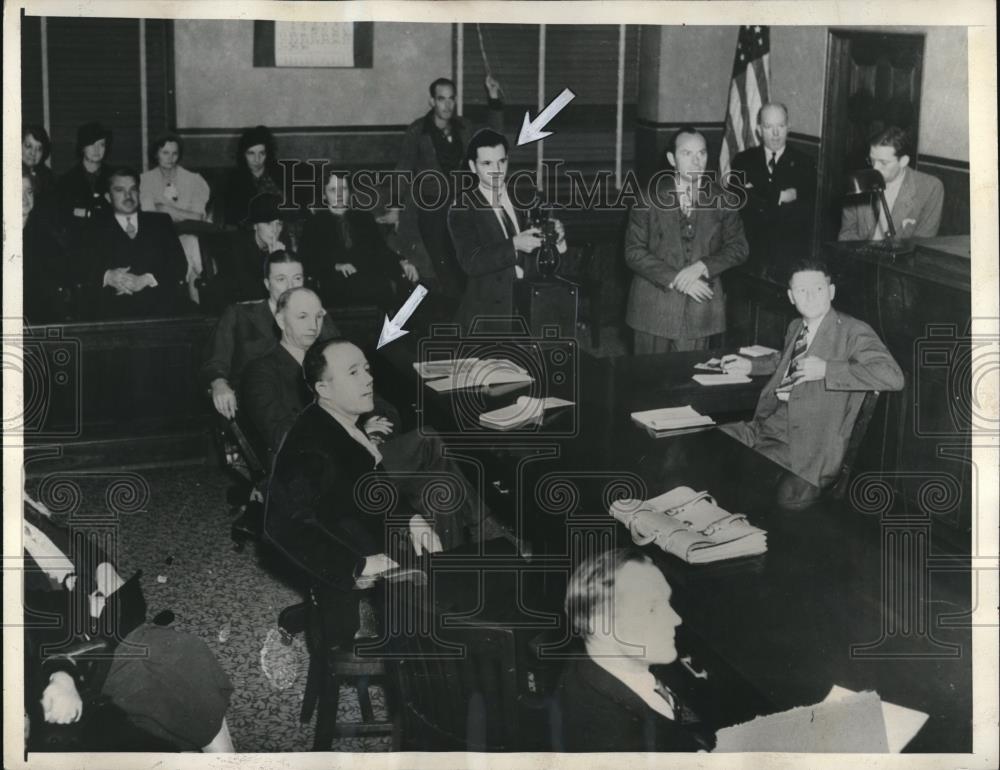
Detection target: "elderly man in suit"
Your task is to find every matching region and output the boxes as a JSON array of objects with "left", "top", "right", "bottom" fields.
[
  {"left": 201, "top": 250, "right": 339, "bottom": 421},
  {"left": 263, "top": 337, "right": 442, "bottom": 646},
  {"left": 838, "top": 126, "right": 944, "bottom": 241},
  {"left": 721, "top": 257, "right": 904, "bottom": 509},
  {"left": 625, "top": 127, "right": 749, "bottom": 353},
  {"left": 391, "top": 76, "right": 504, "bottom": 307},
  {"left": 448, "top": 128, "right": 567, "bottom": 334},
  {"left": 555, "top": 548, "right": 713, "bottom": 752},
  {"left": 730, "top": 103, "right": 816, "bottom": 276},
  {"left": 82, "top": 166, "right": 188, "bottom": 319}
]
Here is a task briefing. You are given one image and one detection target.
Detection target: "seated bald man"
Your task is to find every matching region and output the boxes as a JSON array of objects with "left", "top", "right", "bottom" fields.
[
  {"left": 555, "top": 548, "right": 713, "bottom": 752},
  {"left": 243, "top": 287, "right": 514, "bottom": 549}
]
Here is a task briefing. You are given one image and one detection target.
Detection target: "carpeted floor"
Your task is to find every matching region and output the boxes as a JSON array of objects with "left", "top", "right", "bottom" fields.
[{"left": 29, "top": 464, "right": 392, "bottom": 753}]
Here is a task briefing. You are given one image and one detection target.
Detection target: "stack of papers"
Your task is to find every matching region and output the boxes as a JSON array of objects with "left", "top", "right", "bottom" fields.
[
  {"left": 479, "top": 396, "right": 575, "bottom": 430},
  {"left": 417, "top": 358, "right": 535, "bottom": 392},
  {"left": 714, "top": 686, "right": 928, "bottom": 752},
  {"left": 739, "top": 344, "right": 779, "bottom": 357},
  {"left": 631, "top": 406, "right": 715, "bottom": 438},
  {"left": 692, "top": 373, "right": 752, "bottom": 386}
]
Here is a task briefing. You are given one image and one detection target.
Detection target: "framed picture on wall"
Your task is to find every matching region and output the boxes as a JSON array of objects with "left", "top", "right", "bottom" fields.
[{"left": 253, "top": 21, "right": 373, "bottom": 68}]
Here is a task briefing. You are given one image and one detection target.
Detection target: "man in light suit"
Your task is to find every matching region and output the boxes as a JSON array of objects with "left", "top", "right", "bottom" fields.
[
  {"left": 721, "top": 258, "right": 904, "bottom": 509},
  {"left": 555, "top": 548, "right": 712, "bottom": 752},
  {"left": 838, "top": 126, "right": 944, "bottom": 241},
  {"left": 625, "top": 127, "right": 749, "bottom": 353},
  {"left": 448, "top": 128, "right": 567, "bottom": 334},
  {"left": 730, "top": 103, "right": 816, "bottom": 277}
]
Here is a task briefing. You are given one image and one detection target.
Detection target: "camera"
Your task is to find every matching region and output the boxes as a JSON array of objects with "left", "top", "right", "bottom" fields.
[{"left": 528, "top": 206, "right": 560, "bottom": 278}]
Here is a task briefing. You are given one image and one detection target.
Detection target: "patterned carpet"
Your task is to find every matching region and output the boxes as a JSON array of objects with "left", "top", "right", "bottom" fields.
[{"left": 29, "top": 464, "right": 391, "bottom": 753}]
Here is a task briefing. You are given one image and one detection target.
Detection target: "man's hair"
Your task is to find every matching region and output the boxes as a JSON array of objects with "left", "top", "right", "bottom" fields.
[
  {"left": 265, "top": 249, "right": 303, "bottom": 278},
  {"left": 565, "top": 548, "right": 652, "bottom": 638},
  {"left": 22, "top": 124, "right": 52, "bottom": 163},
  {"left": 869, "top": 126, "right": 911, "bottom": 160},
  {"left": 302, "top": 336, "right": 352, "bottom": 394},
  {"left": 428, "top": 77, "right": 456, "bottom": 98},
  {"left": 787, "top": 257, "right": 833, "bottom": 286},
  {"left": 756, "top": 102, "right": 789, "bottom": 125},
  {"left": 465, "top": 128, "right": 509, "bottom": 165},
  {"left": 108, "top": 166, "right": 140, "bottom": 187},
  {"left": 148, "top": 133, "right": 184, "bottom": 167},
  {"left": 667, "top": 125, "right": 704, "bottom": 156},
  {"left": 274, "top": 285, "right": 317, "bottom": 314}
]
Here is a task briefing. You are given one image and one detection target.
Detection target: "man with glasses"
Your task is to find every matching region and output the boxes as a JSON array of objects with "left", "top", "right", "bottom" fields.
[
  {"left": 625, "top": 127, "right": 748, "bottom": 353},
  {"left": 838, "top": 126, "right": 944, "bottom": 241}
]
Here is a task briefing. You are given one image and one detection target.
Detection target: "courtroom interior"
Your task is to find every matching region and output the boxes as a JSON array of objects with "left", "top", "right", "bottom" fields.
[{"left": 15, "top": 15, "right": 980, "bottom": 757}]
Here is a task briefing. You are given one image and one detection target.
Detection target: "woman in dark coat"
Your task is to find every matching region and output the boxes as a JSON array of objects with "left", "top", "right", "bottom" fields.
[
  {"left": 301, "top": 169, "right": 418, "bottom": 311},
  {"left": 223, "top": 125, "right": 283, "bottom": 227}
]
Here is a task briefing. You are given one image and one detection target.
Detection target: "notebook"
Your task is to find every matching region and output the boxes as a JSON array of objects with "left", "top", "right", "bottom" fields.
[
  {"left": 692, "top": 373, "right": 752, "bottom": 386},
  {"left": 479, "top": 396, "right": 575, "bottom": 430},
  {"left": 631, "top": 406, "right": 716, "bottom": 438},
  {"left": 738, "top": 344, "right": 779, "bottom": 357}
]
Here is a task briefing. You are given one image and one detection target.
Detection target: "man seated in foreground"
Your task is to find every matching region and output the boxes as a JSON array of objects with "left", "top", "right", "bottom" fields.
[
  {"left": 201, "top": 250, "right": 338, "bottom": 421},
  {"left": 721, "top": 258, "right": 904, "bottom": 509},
  {"left": 555, "top": 548, "right": 713, "bottom": 752},
  {"left": 244, "top": 288, "right": 515, "bottom": 549},
  {"left": 263, "top": 338, "right": 443, "bottom": 645}
]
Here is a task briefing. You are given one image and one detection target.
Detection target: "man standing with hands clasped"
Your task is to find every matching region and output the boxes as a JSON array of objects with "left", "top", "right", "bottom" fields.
[
  {"left": 625, "top": 127, "right": 748, "bottom": 353},
  {"left": 720, "top": 258, "right": 904, "bottom": 509}
]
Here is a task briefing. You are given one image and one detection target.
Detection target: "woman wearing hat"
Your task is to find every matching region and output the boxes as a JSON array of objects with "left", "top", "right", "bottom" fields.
[
  {"left": 213, "top": 192, "right": 292, "bottom": 305},
  {"left": 56, "top": 121, "right": 114, "bottom": 233},
  {"left": 223, "top": 125, "right": 283, "bottom": 227}
]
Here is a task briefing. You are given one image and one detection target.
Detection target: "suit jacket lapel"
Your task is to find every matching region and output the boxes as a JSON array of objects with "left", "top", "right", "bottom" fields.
[
  {"left": 251, "top": 300, "right": 280, "bottom": 342},
  {"left": 804, "top": 310, "right": 838, "bottom": 358},
  {"left": 890, "top": 169, "right": 918, "bottom": 225}
]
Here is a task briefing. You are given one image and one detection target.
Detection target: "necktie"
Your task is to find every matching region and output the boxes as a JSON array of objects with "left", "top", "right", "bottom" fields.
[
  {"left": 775, "top": 322, "right": 809, "bottom": 401},
  {"left": 679, "top": 186, "right": 692, "bottom": 217},
  {"left": 125, "top": 217, "right": 137, "bottom": 239},
  {"left": 768, "top": 152, "right": 777, "bottom": 175},
  {"left": 499, "top": 206, "right": 517, "bottom": 238}
]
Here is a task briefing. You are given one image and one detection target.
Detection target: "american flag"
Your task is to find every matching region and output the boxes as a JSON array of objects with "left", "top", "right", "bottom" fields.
[{"left": 720, "top": 25, "right": 770, "bottom": 175}]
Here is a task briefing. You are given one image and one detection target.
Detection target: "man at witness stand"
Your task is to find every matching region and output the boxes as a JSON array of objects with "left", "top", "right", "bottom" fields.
[
  {"left": 201, "top": 251, "right": 339, "bottom": 421},
  {"left": 391, "top": 75, "right": 504, "bottom": 310},
  {"left": 82, "top": 166, "right": 188, "bottom": 319},
  {"left": 838, "top": 126, "right": 944, "bottom": 241}
]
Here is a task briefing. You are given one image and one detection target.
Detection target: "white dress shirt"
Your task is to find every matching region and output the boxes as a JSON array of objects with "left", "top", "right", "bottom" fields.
[
  {"left": 480, "top": 183, "right": 524, "bottom": 279},
  {"left": 592, "top": 658, "right": 676, "bottom": 720},
  {"left": 115, "top": 212, "right": 138, "bottom": 236},
  {"left": 873, "top": 168, "right": 906, "bottom": 240}
]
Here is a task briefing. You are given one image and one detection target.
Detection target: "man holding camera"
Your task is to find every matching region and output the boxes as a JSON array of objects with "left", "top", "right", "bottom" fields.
[{"left": 447, "top": 128, "right": 566, "bottom": 334}]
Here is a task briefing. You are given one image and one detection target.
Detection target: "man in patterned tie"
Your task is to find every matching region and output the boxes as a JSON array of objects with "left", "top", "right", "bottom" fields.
[{"left": 720, "top": 257, "right": 904, "bottom": 509}]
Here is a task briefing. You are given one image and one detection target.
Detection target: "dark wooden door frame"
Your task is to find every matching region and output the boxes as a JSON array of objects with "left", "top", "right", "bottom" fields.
[{"left": 814, "top": 29, "right": 926, "bottom": 247}]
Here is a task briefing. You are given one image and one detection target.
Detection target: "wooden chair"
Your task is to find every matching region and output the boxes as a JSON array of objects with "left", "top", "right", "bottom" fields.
[
  {"left": 301, "top": 585, "right": 402, "bottom": 750},
  {"left": 828, "top": 390, "right": 883, "bottom": 500},
  {"left": 390, "top": 623, "right": 523, "bottom": 751}
]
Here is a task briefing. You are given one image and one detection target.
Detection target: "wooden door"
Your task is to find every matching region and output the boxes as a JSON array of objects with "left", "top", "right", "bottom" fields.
[{"left": 815, "top": 31, "right": 925, "bottom": 244}]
